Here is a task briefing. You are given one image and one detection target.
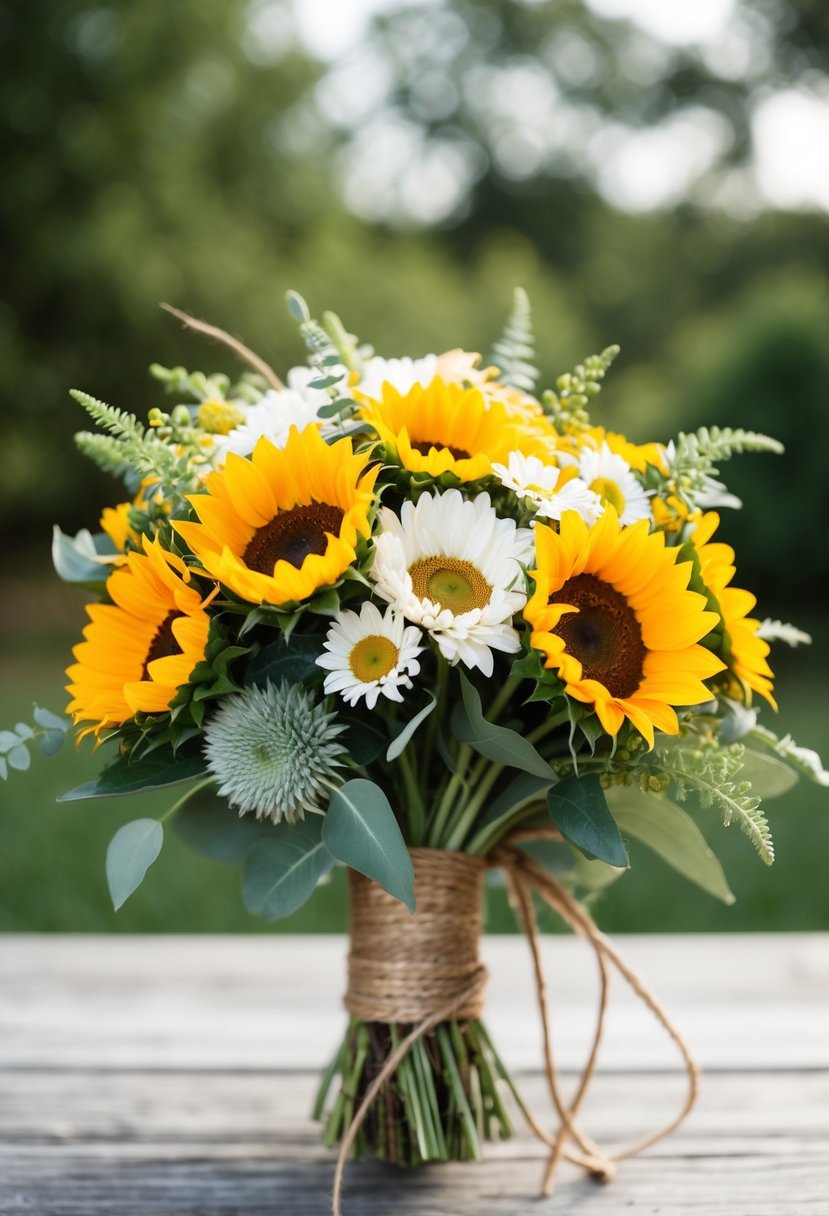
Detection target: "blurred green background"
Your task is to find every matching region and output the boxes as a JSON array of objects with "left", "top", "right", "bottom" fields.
[{"left": 2, "top": 0, "right": 827, "bottom": 933}]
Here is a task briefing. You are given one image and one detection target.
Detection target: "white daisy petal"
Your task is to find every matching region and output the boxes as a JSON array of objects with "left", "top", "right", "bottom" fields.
[
  {"left": 316, "top": 602, "right": 424, "bottom": 709},
  {"left": 578, "top": 441, "right": 652, "bottom": 526},
  {"left": 370, "top": 488, "right": 532, "bottom": 674}
]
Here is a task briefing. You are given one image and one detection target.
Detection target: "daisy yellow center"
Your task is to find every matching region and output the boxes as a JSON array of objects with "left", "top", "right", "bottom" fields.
[
  {"left": 141, "top": 611, "right": 184, "bottom": 678},
  {"left": 410, "top": 440, "right": 471, "bottom": 460},
  {"left": 589, "top": 477, "right": 625, "bottom": 514},
  {"left": 349, "top": 635, "right": 399, "bottom": 682},
  {"left": 550, "top": 573, "right": 644, "bottom": 698},
  {"left": 409, "top": 556, "right": 491, "bottom": 614},
  {"left": 243, "top": 503, "right": 345, "bottom": 573}
]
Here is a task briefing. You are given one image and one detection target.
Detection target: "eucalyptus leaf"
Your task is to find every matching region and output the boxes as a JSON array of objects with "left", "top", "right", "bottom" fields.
[
  {"left": 548, "top": 774, "right": 629, "bottom": 868},
  {"left": 6, "top": 744, "right": 30, "bottom": 772},
  {"left": 478, "top": 771, "right": 554, "bottom": 829},
  {"left": 452, "top": 673, "right": 556, "bottom": 781},
  {"left": 173, "top": 786, "right": 273, "bottom": 862},
  {"left": 59, "top": 751, "right": 209, "bottom": 801},
  {"left": 243, "top": 817, "right": 334, "bottom": 921},
  {"left": 51, "top": 526, "right": 118, "bottom": 586},
  {"left": 323, "top": 779, "right": 415, "bottom": 911},
  {"left": 386, "top": 694, "right": 436, "bottom": 762},
  {"left": 342, "top": 715, "right": 387, "bottom": 765},
  {"left": 106, "top": 819, "right": 164, "bottom": 911},
  {"left": 607, "top": 786, "right": 734, "bottom": 904},
  {"left": 39, "top": 731, "right": 66, "bottom": 758}
]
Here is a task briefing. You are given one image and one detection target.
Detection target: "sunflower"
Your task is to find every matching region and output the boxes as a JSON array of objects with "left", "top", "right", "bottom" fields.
[
  {"left": 525, "top": 508, "right": 725, "bottom": 746},
  {"left": 66, "top": 539, "right": 212, "bottom": 739},
  {"left": 358, "top": 377, "right": 537, "bottom": 482},
  {"left": 173, "top": 425, "right": 378, "bottom": 606},
  {"left": 689, "top": 512, "right": 776, "bottom": 708}
]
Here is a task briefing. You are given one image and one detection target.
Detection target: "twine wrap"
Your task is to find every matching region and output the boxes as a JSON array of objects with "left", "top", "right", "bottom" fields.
[
  {"left": 346, "top": 849, "right": 487, "bottom": 1024},
  {"left": 332, "top": 839, "right": 700, "bottom": 1216}
]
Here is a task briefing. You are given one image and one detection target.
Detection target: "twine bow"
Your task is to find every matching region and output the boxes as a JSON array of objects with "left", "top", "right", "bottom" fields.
[{"left": 332, "top": 840, "right": 700, "bottom": 1216}]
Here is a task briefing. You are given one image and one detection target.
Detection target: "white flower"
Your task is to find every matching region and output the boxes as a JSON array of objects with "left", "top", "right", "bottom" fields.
[
  {"left": 204, "top": 681, "right": 346, "bottom": 823},
  {"left": 370, "top": 488, "right": 533, "bottom": 676},
  {"left": 316, "top": 601, "right": 424, "bottom": 710},
  {"left": 209, "top": 366, "right": 334, "bottom": 465},
  {"left": 492, "top": 451, "right": 604, "bottom": 524},
  {"left": 562, "top": 441, "right": 652, "bottom": 526},
  {"left": 356, "top": 354, "right": 439, "bottom": 402}
]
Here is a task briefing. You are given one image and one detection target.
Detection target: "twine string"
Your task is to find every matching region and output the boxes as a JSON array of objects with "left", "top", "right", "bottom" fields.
[{"left": 332, "top": 844, "right": 700, "bottom": 1216}]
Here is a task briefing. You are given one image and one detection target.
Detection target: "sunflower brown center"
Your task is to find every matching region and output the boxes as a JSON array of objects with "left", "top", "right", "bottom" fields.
[
  {"left": 550, "top": 573, "right": 644, "bottom": 698},
  {"left": 242, "top": 502, "right": 345, "bottom": 573},
  {"left": 410, "top": 440, "right": 471, "bottom": 460},
  {"left": 142, "top": 611, "right": 183, "bottom": 678},
  {"left": 409, "top": 556, "right": 491, "bottom": 615}
]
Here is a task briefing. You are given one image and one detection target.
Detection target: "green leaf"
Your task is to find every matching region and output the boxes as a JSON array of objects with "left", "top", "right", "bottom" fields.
[
  {"left": 173, "top": 785, "right": 273, "bottom": 862},
  {"left": 106, "top": 819, "right": 164, "bottom": 911},
  {"left": 323, "top": 778, "right": 415, "bottom": 911},
  {"left": 245, "top": 634, "right": 323, "bottom": 689},
  {"left": 341, "top": 714, "right": 388, "bottom": 765},
  {"left": 15, "top": 722, "right": 34, "bottom": 740},
  {"left": 547, "top": 774, "right": 629, "bottom": 867},
  {"left": 0, "top": 731, "right": 19, "bottom": 752},
  {"left": 607, "top": 786, "right": 734, "bottom": 904},
  {"left": 738, "top": 749, "right": 798, "bottom": 799},
  {"left": 285, "top": 290, "right": 311, "bottom": 323},
  {"left": 243, "top": 817, "right": 334, "bottom": 921},
  {"left": 452, "top": 673, "right": 556, "bottom": 781},
  {"left": 59, "top": 751, "right": 209, "bottom": 801},
  {"left": 386, "top": 694, "right": 436, "bottom": 762}
]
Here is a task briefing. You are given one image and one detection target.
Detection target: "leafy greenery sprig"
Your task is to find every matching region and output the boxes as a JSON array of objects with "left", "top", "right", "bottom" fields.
[{"left": 542, "top": 344, "right": 620, "bottom": 432}]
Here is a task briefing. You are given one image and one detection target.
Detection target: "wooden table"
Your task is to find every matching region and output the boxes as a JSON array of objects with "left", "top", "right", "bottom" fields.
[{"left": 1, "top": 934, "right": 827, "bottom": 1214}]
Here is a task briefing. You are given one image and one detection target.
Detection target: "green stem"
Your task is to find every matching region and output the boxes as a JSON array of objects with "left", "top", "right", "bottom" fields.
[
  {"left": 444, "top": 763, "right": 504, "bottom": 851},
  {"left": 484, "top": 672, "right": 522, "bottom": 724},
  {"left": 526, "top": 710, "right": 571, "bottom": 747},
  {"left": 158, "top": 776, "right": 213, "bottom": 825},
  {"left": 398, "top": 748, "right": 426, "bottom": 844},
  {"left": 427, "top": 743, "right": 472, "bottom": 847},
  {"left": 421, "top": 654, "right": 450, "bottom": 782},
  {"left": 436, "top": 1024, "right": 481, "bottom": 1161}
]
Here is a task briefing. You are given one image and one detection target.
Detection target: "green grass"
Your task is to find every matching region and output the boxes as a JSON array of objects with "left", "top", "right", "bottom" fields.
[{"left": 2, "top": 597, "right": 827, "bottom": 933}]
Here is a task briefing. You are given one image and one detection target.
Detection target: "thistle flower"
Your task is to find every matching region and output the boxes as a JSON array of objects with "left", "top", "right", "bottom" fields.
[{"left": 203, "top": 680, "right": 346, "bottom": 823}]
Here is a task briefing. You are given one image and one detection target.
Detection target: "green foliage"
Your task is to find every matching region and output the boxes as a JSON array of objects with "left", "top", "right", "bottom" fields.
[
  {"left": 173, "top": 785, "right": 272, "bottom": 862},
  {"left": 0, "top": 706, "right": 70, "bottom": 780},
  {"left": 106, "top": 818, "right": 164, "bottom": 911},
  {"left": 542, "top": 345, "right": 620, "bottom": 431},
  {"left": 749, "top": 724, "right": 829, "bottom": 788},
  {"left": 322, "top": 778, "right": 416, "bottom": 911},
  {"left": 59, "top": 750, "right": 209, "bottom": 801},
  {"left": 547, "top": 773, "right": 629, "bottom": 868},
  {"left": 452, "top": 672, "right": 556, "bottom": 780},
  {"left": 386, "top": 693, "right": 437, "bottom": 762},
  {"left": 243, "top": 816, "right": 335, "bottom": 921},
  {"left": 656, "top": 741, "right": 774, "bottom": 865},
  {"left": 491, "top": 287, "right": 538, "bottom": 392},
  {"left": 607, "top": 785, "right": 734, "bottom": 903}
]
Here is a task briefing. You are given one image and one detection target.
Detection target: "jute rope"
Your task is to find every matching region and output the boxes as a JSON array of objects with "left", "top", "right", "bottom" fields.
[{"left": 332, "top": 843, "right": 700, "bottom": 1216}]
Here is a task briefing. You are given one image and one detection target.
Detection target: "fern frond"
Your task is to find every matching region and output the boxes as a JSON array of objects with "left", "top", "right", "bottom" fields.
[
  {"left": 682, "top": 426, "right": 784, "bottom": 462},
  {"left": 657, "top": 741, "right": 774, "bottom": 864},
  {"left": 756, "top": 619, "right": 812, "bottom": 647},
  {"left": 543, "top": 344, "right": 620, "bottom": 431},
  {"left": 749, "top": 725, "right": 829, "bottom": 787},
  {"left": 491, "top": 287, "right": 538, "bottom": 392},
  {"left": 70, "top": 390, "right": 144, "bottom": 443},
  {"left": 74, "top": 431, "right": 130, "bottom": 476}
]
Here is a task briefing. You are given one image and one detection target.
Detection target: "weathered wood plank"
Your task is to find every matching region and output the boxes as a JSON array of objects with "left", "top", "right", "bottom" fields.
[{"left": 2, "top": 934, "right": 828, "bottom": 1072}]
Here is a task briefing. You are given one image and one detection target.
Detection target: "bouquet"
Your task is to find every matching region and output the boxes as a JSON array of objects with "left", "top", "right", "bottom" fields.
[{"left": 5, "top": 289, "right": 826, "bottom": 1205}]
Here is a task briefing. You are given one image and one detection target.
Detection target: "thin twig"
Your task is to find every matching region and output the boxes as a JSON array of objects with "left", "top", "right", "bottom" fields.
[{"left": 160, "top": 303, "right": 285, "bottom": 391}]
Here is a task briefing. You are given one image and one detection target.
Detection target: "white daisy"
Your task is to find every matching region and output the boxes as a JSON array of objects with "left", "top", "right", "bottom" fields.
[
  {"left": 355, "top": 354, "right": 439, "bottom": 402},
  {"left": 492, "top": 451, "right": 604, "bottom": 524},
  {"left": 316, "top": 602, "right": 424, "bottom": 710},
  {"left": 209, "top": 366, "right": 334, "bottom": 466},
  {"left": 370, "top": 489, "right": 533, "bottom": 676},
  {"left": 564, "top": 440, "right": 653, "bottom": 526}
]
